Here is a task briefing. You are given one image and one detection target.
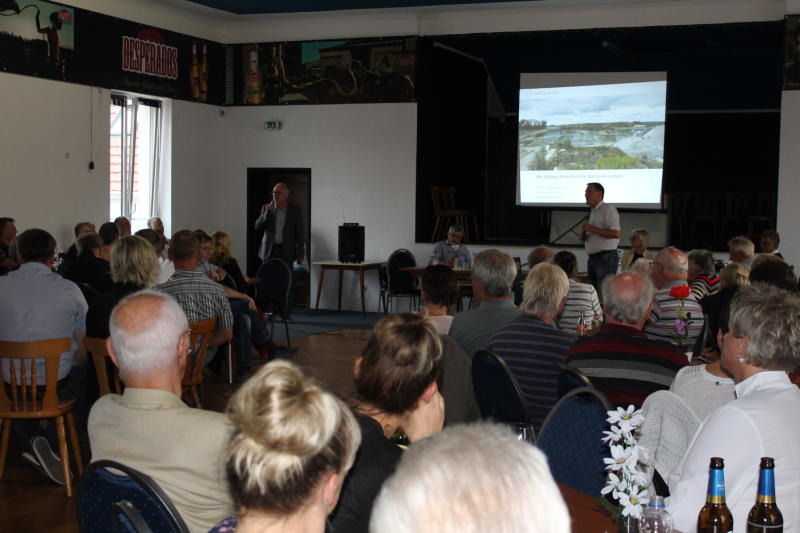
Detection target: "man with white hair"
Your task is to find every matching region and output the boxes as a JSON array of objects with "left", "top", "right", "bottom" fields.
[
  {"left": 449, "top": 249, "right": 520, "bottom": 357},
  {"left": 88, "top": 290, "right": 232, "bottom": 532},
  {"left": 644, "top": 247, "right": 705, "bottom": 348},
  {"left": 488, "top": 262, "right": 575, "bottom": 432},
  {"left": 566, "top": 272, "right": 687, "bottom": 407},
  {"left": 369, "top": 423, "right": 570, "bottom": 533},
  {"left": 728, "top": 235, "right": 755, "bottom": 269}
]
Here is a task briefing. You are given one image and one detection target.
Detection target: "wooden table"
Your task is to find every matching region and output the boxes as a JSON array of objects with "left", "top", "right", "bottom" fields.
[
  {"left": 559, "top": 484, "right": 616, "bottom": 533},
  {"left": 398, "top": 266, "right": 472, "bottom": 279},
  {"left": 313, "top": 260, "right": 383, "bottom": 317}
]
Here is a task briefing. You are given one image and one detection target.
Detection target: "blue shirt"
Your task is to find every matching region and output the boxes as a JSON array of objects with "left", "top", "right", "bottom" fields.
[
  {"left": 0, "top": 262, "right": 87, "bottom": 382},
  {"left": 430, "top": 240, "right": 472, "bottom": 267}
]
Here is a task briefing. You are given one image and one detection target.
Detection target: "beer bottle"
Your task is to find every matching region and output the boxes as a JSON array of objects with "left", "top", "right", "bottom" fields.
[
  {"left": 746, "top": 457, "right": 783, "bottom": 532},
  {"left": 697, "top": 457, "right": 734, "bottom": 533}
]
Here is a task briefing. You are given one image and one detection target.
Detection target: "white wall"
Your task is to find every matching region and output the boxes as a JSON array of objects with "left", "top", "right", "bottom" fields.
[
  {"left": 0, "top": 72, "right": 110, "bottom": 249},
  {"left": 170, "top": 103, "right": 419, "bottom": 312}
]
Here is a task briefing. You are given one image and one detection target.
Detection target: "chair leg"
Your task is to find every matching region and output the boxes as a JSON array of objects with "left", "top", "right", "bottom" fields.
[
  {"left": 284, "top": 321, "right": 291, "bottom": 349},
  {"left": 55, "top": 416, "right": 72, "bottom": 498},
  {"left": 0, "top": 418, "right": 10, "bottom": 479},
  {"left": 227, "top": 344, "right": 233, "bottom": 385},
  {"left": 66, "top": 412, "right": 83, "bottom": 475},
  {"left": 192, "top": 386, "right": 202, "bottom": 409}
]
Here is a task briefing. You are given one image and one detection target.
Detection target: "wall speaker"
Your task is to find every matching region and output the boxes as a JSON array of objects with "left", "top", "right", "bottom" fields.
[{"left": 338, "top": 224, "right": 365, "bottom": 263}]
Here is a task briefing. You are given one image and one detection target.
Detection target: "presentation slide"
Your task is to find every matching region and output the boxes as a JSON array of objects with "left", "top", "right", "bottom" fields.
[{"left": 517, "top": 72, "right": 667, "bottom": 209}]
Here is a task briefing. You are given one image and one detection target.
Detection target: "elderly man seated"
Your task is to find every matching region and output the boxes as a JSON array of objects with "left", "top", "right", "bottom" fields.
[
  {"left": 88, "top": 290, "right": 232, "bottom": 532},
  {"left": 429, "top": 224, "right": 471, "bottom": 268},
  {"left": 0, "top": 217, "right": 17, "bottom": 275},
  {"left": 566, "top": 272, "right": 688, "bottom": 407},
  {"left": 449, "top": 249, "right": 520, "bottom": 357},
  {"left": 644, "top": 247, "right": 705, "bottom": 349},
  {"left": 370, "top": 423, "right": 570, "bottom": 533},
  {"left": 489, "top": 263, "right": 575, "bottom": 432},
  {"left": 728, "top": 235, "right": 755, "bottom": 269}
]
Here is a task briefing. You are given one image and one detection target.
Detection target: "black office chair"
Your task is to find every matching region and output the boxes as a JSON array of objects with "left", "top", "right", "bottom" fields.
[
  {"left": 77, "top": 459, "right": 189, "bottom": 533},
  {"left": 471, "top": 349, "right": 531, "bottom": 426},
  {"left": 254, "top": 258, "right": 292, "bottom": 348},
  {"left": 385, "top": 249, "right": 419, "bottom": 312}
]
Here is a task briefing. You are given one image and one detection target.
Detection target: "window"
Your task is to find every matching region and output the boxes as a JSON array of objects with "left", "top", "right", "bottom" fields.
[{"left": 109, "top": 94, "right": 164, "bottom": 231}]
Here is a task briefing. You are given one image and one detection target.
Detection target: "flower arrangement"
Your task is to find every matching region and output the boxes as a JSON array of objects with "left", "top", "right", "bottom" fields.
[
  {"left": 668, "top": 284, "right": 693, "bottom": 350},
  {"left": 600, "top": 406, "right": 648, "bottom": 520}
]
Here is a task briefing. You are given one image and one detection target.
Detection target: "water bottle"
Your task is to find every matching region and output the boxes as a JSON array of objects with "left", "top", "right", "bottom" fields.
[{"left": 641, "top": 496, "right": 674, "bottom": 533}]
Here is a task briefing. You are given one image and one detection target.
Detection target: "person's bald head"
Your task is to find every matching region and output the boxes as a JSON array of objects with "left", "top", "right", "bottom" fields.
[
  {"left": 108, "top": 290, "right": 188, "bottom": 382},
  {"left": 527, "top": 247, "right": 554, "bottom": 268},
  {"left": 650, "top": 247, "right": 688, "bottom": 288},
  {"left": 273, "top": 182, "right": 290, "bottom": 208},
  {"left": 602, "top": 272, "right": 654, "bottom": 327}
]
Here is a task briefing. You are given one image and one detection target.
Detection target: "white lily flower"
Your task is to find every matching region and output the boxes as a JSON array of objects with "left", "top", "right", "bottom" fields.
[
  {"left": 601, "top": 425, "right": 624, "bottom": 443},
  {"left": 607, "top": 405, "right": 644, "bottom": 432},
  {"left": 619, "top": 487, "right": 648, "bottom": 518},
  {"left": 603, "top": 444, "right": 638, "bottom": 471}
]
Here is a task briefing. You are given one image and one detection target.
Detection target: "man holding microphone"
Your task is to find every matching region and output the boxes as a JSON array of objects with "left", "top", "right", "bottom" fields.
[
  {"left": 581, "top": 182, "right": 620, "bottom": 299},
  {"left": 254, "top": 182, "right": 305, "bottom": 266}
]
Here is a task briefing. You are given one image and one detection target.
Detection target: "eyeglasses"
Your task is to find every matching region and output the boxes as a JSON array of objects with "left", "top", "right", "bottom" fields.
[{"left": 200, "top": 246, "right": 212, "bottom": 251}]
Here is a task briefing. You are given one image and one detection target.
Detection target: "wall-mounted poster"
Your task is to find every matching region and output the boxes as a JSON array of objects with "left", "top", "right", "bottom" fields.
[
  {"left": 0, "top": 0, "right": 75, "bottom": 80},
  {"left": 238, "top": 37, "right": 416, "bottom": 105}
]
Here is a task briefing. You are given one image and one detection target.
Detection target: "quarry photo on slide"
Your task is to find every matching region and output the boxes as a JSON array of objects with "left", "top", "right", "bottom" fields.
[{"left": 518, "top": 81, "right": 666, "bottom": 172}]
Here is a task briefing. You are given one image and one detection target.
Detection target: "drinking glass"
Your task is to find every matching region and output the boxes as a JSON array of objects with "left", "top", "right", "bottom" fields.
[{"left": 511, "top": 422, "right": 535, "bottom": 444}]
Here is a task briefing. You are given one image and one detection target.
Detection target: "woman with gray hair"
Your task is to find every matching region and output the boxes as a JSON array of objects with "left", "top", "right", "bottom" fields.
[
  {"left": 210, "top": 361, "right": 361, "bottom": 533},
  {"left": 620, "top": 228, "right": 655, "bottom": 271},
  {"left": 667, "top": 284, "right": 800, "bottom": 531}
]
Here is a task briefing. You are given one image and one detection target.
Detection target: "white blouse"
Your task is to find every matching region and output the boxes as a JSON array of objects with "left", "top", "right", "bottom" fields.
[{"left": 669, "top": 365, "right": 736, "bottom": 422}]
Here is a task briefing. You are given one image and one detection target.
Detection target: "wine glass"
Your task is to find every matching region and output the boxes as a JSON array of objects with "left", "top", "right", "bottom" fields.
[{"left": 511, "top": 422, "right": 535, "bottom": 444}]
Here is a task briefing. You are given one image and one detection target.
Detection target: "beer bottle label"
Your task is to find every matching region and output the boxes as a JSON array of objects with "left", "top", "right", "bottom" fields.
[
  {"left": 706, "top": 468, "right": 727, "bottom": 504},
  {"left": 756, "top": 467, "right": 776, "bottom": 503}
]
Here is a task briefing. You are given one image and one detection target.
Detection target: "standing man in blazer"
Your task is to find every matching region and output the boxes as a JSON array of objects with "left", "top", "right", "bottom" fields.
[{"left": 255, "top": 182, "right": 305, "bottom": 266}]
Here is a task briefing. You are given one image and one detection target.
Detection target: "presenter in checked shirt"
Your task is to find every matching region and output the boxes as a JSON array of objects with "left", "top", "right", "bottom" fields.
[{"left": 581, "top": 182, "right": 620, "bottom": 299}]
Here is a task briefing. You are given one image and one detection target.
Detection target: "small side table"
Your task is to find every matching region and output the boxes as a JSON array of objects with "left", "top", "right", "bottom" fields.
[{"left": 313, "top": 260, "right": 384, "bottom": 317}]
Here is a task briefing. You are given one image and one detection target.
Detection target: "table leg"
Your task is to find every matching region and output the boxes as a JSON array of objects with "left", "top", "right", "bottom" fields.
[
  {"left": 359, "top": 268, "right": 366, "bottom": 317},
  {"left": 314, "top": 266, "right": 326, "bottom": 313},
  {"left": 338, "top": 270, "right": 344, "bottom": 311}
]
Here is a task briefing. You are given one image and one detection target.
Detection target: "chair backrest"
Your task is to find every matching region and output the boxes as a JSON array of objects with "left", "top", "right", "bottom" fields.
[
  {"left": 639, "top": 390, "right": 701, "bottom": 483},
  {"left": 430, "top": 185, "right": 444, "bottom": 214},
  {"left": 218, "top": 274, "right": 238, "bottom": 291},
  {"left": 183, "top": 317, "right": 217, "bottom": 387},
  {"left": 77, "top": 459, "right": 189, "bottom": 533},
  {"left": 557, "top": 367, "right": 593, "bottom": 399},
  {"left": 537, "top": 386, "right": 613, "bottom": 497},
  {"left": 0, "top": 338, "right": 71, "bottom": 415},
  {"left": 387, "top": 249, "right": 417, "bottom": 292},
  {"left": 77, "top": 282, "right": 99, "bottom": 306},
  {"left": 84, "top": 336, "right": 122, "bottom": 397},
  {"left": 471, "top": 349, "right": 531, "bottom": 425},
  {"left": 254, "top": 258, "right": 292, "bottom": 313}
]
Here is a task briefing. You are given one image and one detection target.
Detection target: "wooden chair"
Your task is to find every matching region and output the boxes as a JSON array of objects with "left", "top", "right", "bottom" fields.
[
  {"left": 182, "top": 317, "right": 217, "bottom": 408},
  {"left": 84, "top": 337, "right": 122, "bottom": 397},
  {"left": 0, "top": 338, "right": 83, "bottom": 497},
  {"left": 430, "top": 186, "right": 479, "bottom": 242}
]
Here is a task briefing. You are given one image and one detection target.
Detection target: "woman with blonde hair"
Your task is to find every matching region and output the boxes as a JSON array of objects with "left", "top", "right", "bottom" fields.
[
  {"left": 209, "top": 230, "right": 251, "bottom": 290},
  {"left": 329, "top": 313, "right": 445, "bottom": 533},
  {"left": 211, "top": 360, "right": 361, "bottom": 533}
]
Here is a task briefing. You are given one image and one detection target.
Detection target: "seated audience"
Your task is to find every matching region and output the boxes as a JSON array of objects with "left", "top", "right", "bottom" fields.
[
  {"left": 644, "top": 247, "right": 705, "bottom": 349},
  {"left": 147, "top": 216, "right": 169, "bottom": 255},
  {"left": 489, "top": 263, "right": 574, "bottom": 433},
  {"left": 88, "top": 290, "right": 232, "bottom": 532},
  {"left": 370, "top": 423, "right": 570, "bottom": 533},
  {"left": 728, "top": 235, "right": 755, "bottom": 269},
  {"left": 57, "top": 221, "right": 95, "bottom": 275},
  {"left": 553, "top": 250, "right": 603, "bottom": 334},
  {"left": 86, "top": 235, "right": 160, "bottom": 338},
  {"left": 0, "top": 228, "right": 87, "bottom": 485},
  {"left": 113, "top": 216, "right": 131, "bottom": 237},
  {"left": 420, "top": 264, "right": 458, "bottom": 335},
  {"left": 62, "top": 232, "right": 112, "bottom": 294},
  {"left": 670, "top": 360, "right": 735, "bottom": 423},
  {"left": 620, "top": 228, "right": 656, "bottom": 271},
  {"left": 156, "top": 230, "right": 234, "bottom": 350},
  {"left": 449, "top": 249, "right": 520, "bottom": 357},
  {"left": 566, "top": 272, "right": 688, "bottom": 407},
  {"left": 211, "top": 361, "right": 360, "bottom": 533},
  {"left": 700, "top": 262, "right": 749, "bottom": 352},
  {"left": 209, "top": 230, "right": 250, "bottom": 291},
  {"left": 749, "top": 255, "right": 797, "bottom": 291},
  {"left": 329, "top": 313, "right": 444, "bottom": 533},
  {"left": 759, "top": 229, "right": 782, "bottom": 258},
  {"left": 667, "top": 284, "right": 800, "bottom": 532},
  {"left": 136, "top": 227, "right": 172, "bottom": 283},
  {"left": 98, "top": 221, "right": 120, "bottom": 261},
  {"left": 0, "top": 217, "right": 17, "bottom": 275},
  {"left": 687, "top": 249, "right": 719, "bottom": 301},
  {"left": 194, "top": 230, "right": 226, "bottom": 280},
  {"left": 527, "top": 246, "right": 554, "bottom": 267},
  {"left": 437, "top": 334, "right": 479, "bottom": 425},
  {"left": 429, "top": 224, "right": 471, "bottom": 268}
]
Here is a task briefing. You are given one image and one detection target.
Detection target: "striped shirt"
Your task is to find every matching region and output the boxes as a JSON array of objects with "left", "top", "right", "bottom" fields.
[
  {"left": 689, "top": 274, "right": 719, "bottom": 301},
  {"left": 156, "top": 269, "right": 233, "bottom": 331},
  {"left": 566, "top": 323, "right": 688, "bottom": 407},
  {"left": 488, "top": 314, "right": 575, "bottom": 433},
  {"left": 556, "top": 279, "right": 603, "bottom": 334},
  {"left": 644, "top": 281, "right": 705, "bottom": 349}
]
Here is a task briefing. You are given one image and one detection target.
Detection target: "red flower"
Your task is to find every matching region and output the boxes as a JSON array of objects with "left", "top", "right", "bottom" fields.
[{"left": 669, "top": 285, "right": 691, "bottom": 299}]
